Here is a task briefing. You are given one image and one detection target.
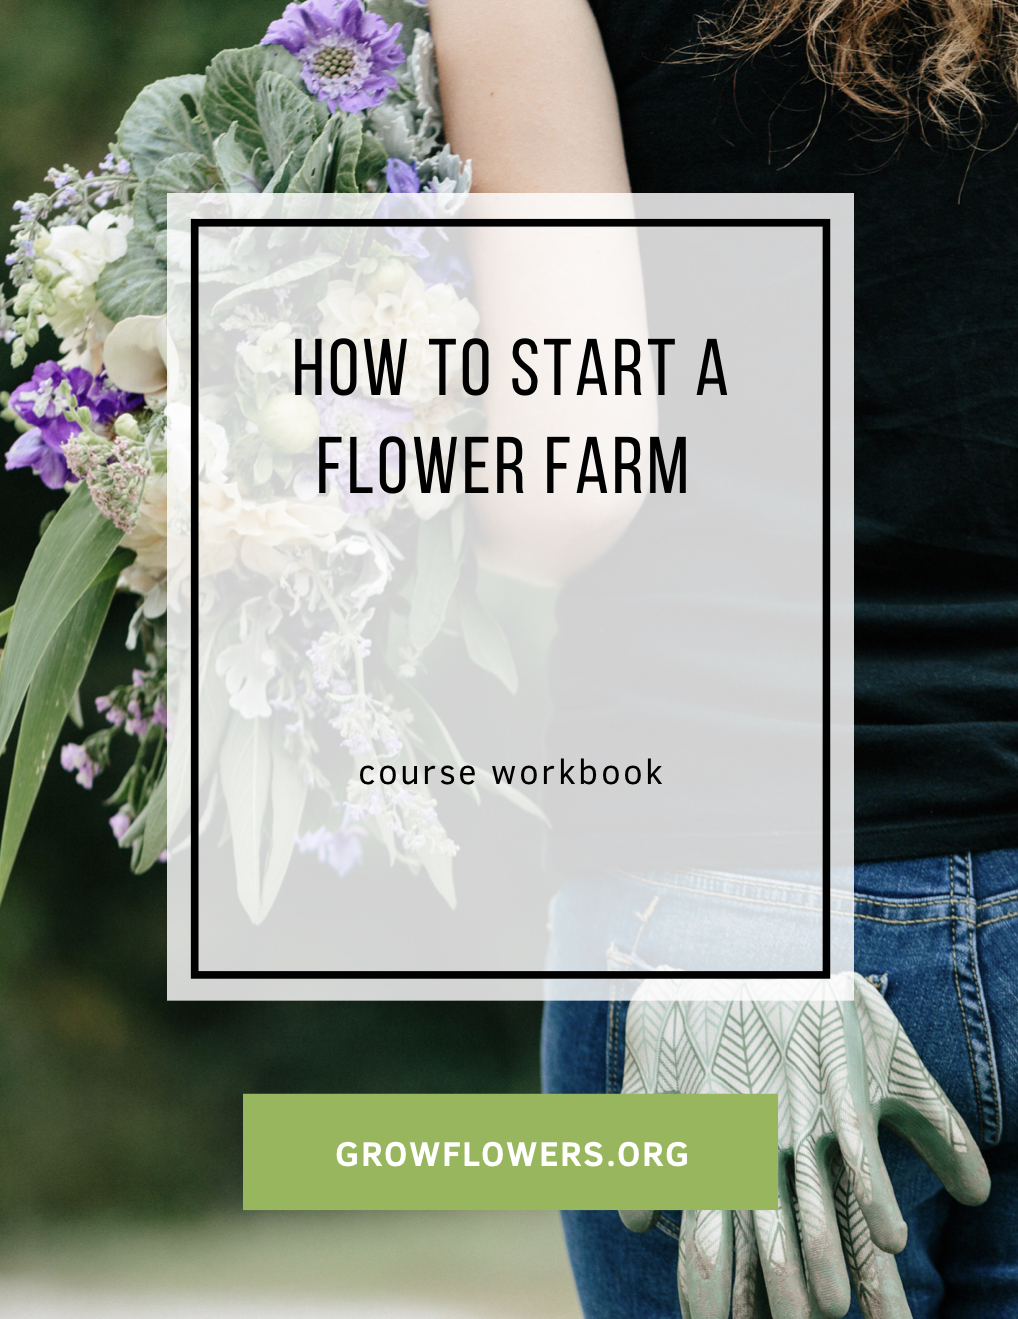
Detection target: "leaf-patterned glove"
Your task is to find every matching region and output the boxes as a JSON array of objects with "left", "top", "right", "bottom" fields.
[{"left": 618, "top": 973, "right": 990, "bottom": 1319}]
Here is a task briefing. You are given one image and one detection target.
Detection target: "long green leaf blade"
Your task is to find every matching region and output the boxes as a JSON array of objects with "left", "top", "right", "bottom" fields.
[
  {"left": 259, "top": 731, "right": 307, "bottom": 923},
  {"left": 0, "top": 484, "right": 123, "bottom": 758},
  {"left": 0, "top": 607, "right": 12, "bottom": 640},
  {"left": 134, "top": 769, "right": 167, "bottom": 873},
  {"left": 166, "top": 656, "right": 190, "bottom": 848},
  {"left": 460, "top": 591, "right": 519, "bottom": 694},
  {"left": 0, "top": 572, "right": 119, "bottom": 906},
  {"left": 408, "top": 514, "right": 461, "bottom": 653},
  {"left": 219, "top": 712, "right": 270, "bottom": 923}
]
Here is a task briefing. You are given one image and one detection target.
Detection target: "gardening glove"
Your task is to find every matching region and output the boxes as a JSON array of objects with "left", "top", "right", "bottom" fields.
[{"left": 617, "top": 972, "right": 990, "bottom": 1319}]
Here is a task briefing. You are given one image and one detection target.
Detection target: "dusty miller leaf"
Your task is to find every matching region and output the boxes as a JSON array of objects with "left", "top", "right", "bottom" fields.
[
  {"left": 201, "top": 45, "right": 302, "bottom": 158},
  {"left": 116, "top": 74, "right": 211, "bottom": 180},
  {"left": 96, "top": 231, "right": 168, "bottom": 320}
]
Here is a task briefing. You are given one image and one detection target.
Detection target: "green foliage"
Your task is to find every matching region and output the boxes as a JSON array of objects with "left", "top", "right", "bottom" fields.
[
  {"left": 460, "top": 591, "right": 519, "bottom": 694},
  {"left": 409, "top": 512, "right": 462, "bottom": 653},
  {"left": 201, "top": 45, "right": 302, "bottom": 158},
  {"left": 261, "top": 722, "right": 308, "bottom": 921},
  {"left": 0, "top": 0, "right": 547, "bottom": 1228},
  {"left": 0, "top": 567, "right": 122, "bottom": 906},
  {"left": 355, "top": 133, "right": 388, "bottom": 189},
  {"left": 255, "top": 70, "right": 320, "bottom": 179},
  {"left": 197, "top": 627, "right": 230, "bottom": 790},
  {"left": 96, "top": 231, "right": 168, "bottom": 321},
  {"left": 115, "top": 74, "right": 211, "bottom": 179},
  {"left": 0, "top": 482, "right": 123, "bottom": 765},
  {"left": 211, "top": 122, "right": 268, "bottom": 193},
  {"left": 391, "top": 678, "right": 477, "bottom": 793},
  {"left": 209, "top": 252, "right": 340, "bottom": 318},
  {"left": 332, "top": 113, "right": 365, "bottom": 193},
  {"left": 133, "top": 152, "right": 216, "bottom": 261},
  {"left": 219, "top": 711, "right": 274, "bottom": 923},
  {"left": 130, "top": 767, "right": 168, "bottom": 873},
  {"left": 288, "top": 111, "right": 346, "bottom": 192}
]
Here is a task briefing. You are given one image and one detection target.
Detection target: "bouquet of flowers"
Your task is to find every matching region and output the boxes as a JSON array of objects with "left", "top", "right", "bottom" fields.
[{"left": 0, "top": 0, "right": 533, "bottom": 924}]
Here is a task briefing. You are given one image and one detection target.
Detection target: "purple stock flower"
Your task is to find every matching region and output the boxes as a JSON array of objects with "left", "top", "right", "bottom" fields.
[
  {"left": 5, "top": 361, "right": 142, "bottom": 489},
  {"left": 5, "top": 430, "right": 72, "bottom": 490},
  {"left": 261, "top": 0, "right": 404, "bottom": 114},
  {"left": 383, "top": 224, "right": 430, "bottom": 259},
  {"left": 60, "top": 743, "right": 99, "bottom": 789},
  {"left": 385, "top": 158, "right": 420, "bottom": 194},
  {"left": 296, "top": 825, "right": 365, "bottom": 876},
  {"left": 382, "top": 224, "right": 469, "bottom": 288}
]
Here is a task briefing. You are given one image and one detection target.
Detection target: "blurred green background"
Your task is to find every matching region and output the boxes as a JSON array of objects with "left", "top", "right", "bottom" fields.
[{"left": 0, "top": 0, "right": 546, "bottom": 1242}]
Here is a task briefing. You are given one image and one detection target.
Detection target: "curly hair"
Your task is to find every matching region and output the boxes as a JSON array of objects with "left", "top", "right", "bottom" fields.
[{"left": 688, "top": 0, "right": 1018, "bottom": 138}]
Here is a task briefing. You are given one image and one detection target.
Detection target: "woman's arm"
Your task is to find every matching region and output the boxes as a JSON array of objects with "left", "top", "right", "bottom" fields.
[
  {"left": 430, "top": 1, "right": 654, "bottom": 585},
  {"left": 429, "top": 0, "right": 630, "bottom": 193}
]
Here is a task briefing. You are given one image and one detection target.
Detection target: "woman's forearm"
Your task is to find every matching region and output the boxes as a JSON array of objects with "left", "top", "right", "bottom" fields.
[
  {"left": 430, "top": 1, "right": 653, "bottom": 585},
  {"left": 429, "top": 0, "right": 630, "bottom": 193}
]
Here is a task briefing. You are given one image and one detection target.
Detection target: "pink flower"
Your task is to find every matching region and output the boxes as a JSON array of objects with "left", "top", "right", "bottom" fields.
[
  {"left": 109, "top": 810, "right": 132, "bottom": 841},
  {"left": 60, "top": 742, "right": 99, "bottom": 789}
]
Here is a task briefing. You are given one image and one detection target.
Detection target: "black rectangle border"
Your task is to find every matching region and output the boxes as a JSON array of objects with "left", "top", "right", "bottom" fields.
[{"left": 188, "top": 214, "right": 833, "bottom": 982}]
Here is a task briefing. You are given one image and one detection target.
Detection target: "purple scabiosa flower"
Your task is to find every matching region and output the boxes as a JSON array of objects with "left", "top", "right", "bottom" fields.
[
  {"left": 60, "top": 743, "right": 99, "bottom": 789},
  {"left": 312, "top": 393, "right": 413, "bottom": 514},
  {"left": 261, "top": 0, "right": 404, "bottom": 114},
  {"left": 385, "top": 158, "right": 420, "bottom": 194},
  {"left": 5, "top": 362, "right": 142, "bottom": 489},
  {"left": 296, "top": 825, "right": 365, "bottom": 876}
]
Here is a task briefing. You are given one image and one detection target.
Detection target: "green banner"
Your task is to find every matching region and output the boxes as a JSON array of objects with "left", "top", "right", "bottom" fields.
[{"left": 244, "top": 1093, "right": 777, "bottom": 1210}]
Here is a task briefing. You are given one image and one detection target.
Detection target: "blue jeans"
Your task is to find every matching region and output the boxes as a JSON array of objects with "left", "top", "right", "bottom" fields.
[
  {"left": 546, "top": 865, "right": 842, "bottom": 973},
  {"left": 542, "top": 849, "right": 1018, "bottom": 1318}
]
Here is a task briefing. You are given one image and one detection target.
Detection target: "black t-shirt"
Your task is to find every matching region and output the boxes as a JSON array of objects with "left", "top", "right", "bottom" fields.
[{"left": 547, "top": 0, "right": 1017, "bottom": 866}]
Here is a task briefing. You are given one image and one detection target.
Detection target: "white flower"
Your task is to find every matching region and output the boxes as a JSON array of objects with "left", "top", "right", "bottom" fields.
[
  {"left": 258, "top": 394, "right": 319, "bottom": 454},
  {"left": 165, "top": 403, "right": 192, "bottom": 491},
  {"left": 120, "top": 474, "right": 168, "bottom": 601},
  {"left": 197, "top": 413, "right": 229, "bottom": 482},
  {"left": 215, "top": 598, "right": 283, "bottom": 720},
  {"left": 329, "top": 529, "right": 393, "bottom": 604},
  {"left": 103, "top": 313, "right": 168, "bottom": 398},
  {"left": 318, "top": 267, "right": 479, "bottom": 410},
  {"left": 199, "top": 481, "right": 348, "bottom": 580},
  {"left": 47, "top": 276, "right": 98, "bottom": 343},
  {"left": 237, "top": 321, "right": 294, "bottom": 376},
  {"left": 58, "top": 307, "right": 115, "bottom": 375},
  {"left": 40, "top": 211, "right": 133, "bottom": 287}
]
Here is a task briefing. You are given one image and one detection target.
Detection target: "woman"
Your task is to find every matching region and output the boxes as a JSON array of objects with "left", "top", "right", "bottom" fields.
[{"left": 430, "top": 0, "right": 1017, "bottom": 1315}]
